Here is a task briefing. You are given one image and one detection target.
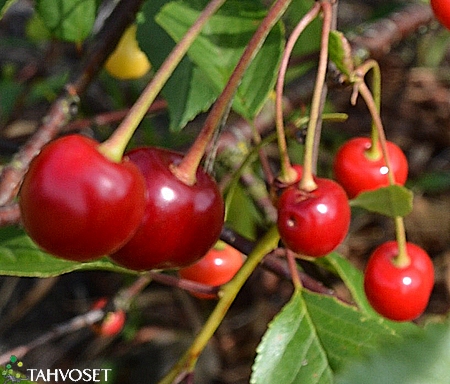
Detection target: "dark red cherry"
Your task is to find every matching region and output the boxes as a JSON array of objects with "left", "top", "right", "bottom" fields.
[
  {"left": 19, "top": 134, "right": 146, "bottom": 261},
  {"left": 109, "top": 147, "right": 225, "bottom": 270},
  {"left": 277, "top": 177, "right": 351, "bottom": 257}
]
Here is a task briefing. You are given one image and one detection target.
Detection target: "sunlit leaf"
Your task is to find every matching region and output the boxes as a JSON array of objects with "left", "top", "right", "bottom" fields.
[
  {"left": 0, "top": 230, "right": 136, "bottom": 277},
  {"left": 350, "top": 185, "right": 413, "bottom": 217}
]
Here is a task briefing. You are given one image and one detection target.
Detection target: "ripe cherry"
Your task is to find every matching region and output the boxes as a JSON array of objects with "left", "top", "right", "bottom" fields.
[
  {"left": 333, "top": 137, "right": 408, "bottom": 198},
  {"left": 91, "top": 298, "right": 126, "bottom": 337},
  {"left": 178, "top": 242, "right": 244, "bottom": 299},
  {"left": 431, "top": 0, "right": 450, "bottom": 31},
  {"left": 276, "top": 177, "right": 351, "bottom": 257},
  {"left": 19, "top": 135, "right": 146, "bottom": 261},
  {"left": 364, "top": 241, "right": 435, "bottom": 322},
  {"left": 109, "top": 146, "right": 225, "bottom": 271},
  {"left": 104, "top": 24, "right": 151, "bottom": 80}
]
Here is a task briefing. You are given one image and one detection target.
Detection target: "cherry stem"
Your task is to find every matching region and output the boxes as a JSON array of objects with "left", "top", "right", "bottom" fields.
[
  {"left": 354, "top": 60, "right": 382, "bottom": 160},
  {"left": 275, "top": 1, "right": 321, "bottom": 184},
  {"left": 98, "top": 0, "right": 227, "bottom": 163},
  {"left": 299, "top": 0, "right": 333, "bottom": 192},
  {"left": 356, "top": 77, "right": 410, "bottom": 267},
  {"left": 172, "top": 0, "right": 294, "bottom": 186},
  {"left": 158, "top": 226, "right": 280, "bottom": 384},
  {"left": 286, "top": 250, "right": 303, "bottom": 290}
]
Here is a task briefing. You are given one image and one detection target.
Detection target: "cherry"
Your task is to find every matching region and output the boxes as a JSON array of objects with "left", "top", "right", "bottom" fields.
[
  {"left": 178, "top": 242, "right": 244, "bottom": 299},
  {"left": 431, "top": 0, "right": 450, "bottom": 31},
  {"left": 333, "top": 137, "right": 408, "bottom": 198},
  {"left": 364, "top": 241, "right": 434, "bottom": 322},
  {"left": 19, "top": 134, "right": 146, "bottom": 261},
  {"left": 276, "top": 177, "right": 351, "bottom": 257},
  {"left": 109, "top": 146, "right": 225, "bottom": 271},
  {"left": 91, "top": 298, "right": 126, "bottom": 337}
]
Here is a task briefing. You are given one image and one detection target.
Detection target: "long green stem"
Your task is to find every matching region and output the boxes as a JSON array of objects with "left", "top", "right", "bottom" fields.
[
  {"left": 299, "top": 0, "right": 333, "bottom": 192},
  {"left": 173, "top": 0, "right": 294, "bottom": 185},
  {"left": 99, "top": 0, "right": 226, "bottom": 162},
  {"left": 275, "top": 2, "right": 321, "bottom": 184},
  {"left": 158, "top": 226, "right": 280, "bottom": 384},
  {"left": 357, "top": 81, "right": 409, "bottom": 267}
]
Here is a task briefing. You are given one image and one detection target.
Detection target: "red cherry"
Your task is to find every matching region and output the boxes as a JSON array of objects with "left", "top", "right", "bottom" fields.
[
  {"left": 333, "top": 137, "right": 408, "bottom": 198},
  {"left": 276, "top": 177, "right": 351, "bottom": 257},
  {"left": 431, "top": 0, "right": 450, "bottom": 31},
  {"left": 109, "top": 147, "right": 225, "bottom": 270},
  {"left": 364, "top": 241, "right": 435, "bottom": 322},
  {"left": 19, "top": 135, "right": 146, "bottom": 261},
  {"left": 178, "top": 242, "right": 244, "bottom": 299},
  {"left": 91, "top": 298, "right": 126, "bottom": 337}
]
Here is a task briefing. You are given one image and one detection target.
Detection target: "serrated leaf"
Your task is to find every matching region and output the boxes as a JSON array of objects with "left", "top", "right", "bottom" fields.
[
  {"left": 251, "top": 289, "right": 333, "bottom": 384},
  {"left": 0, "top": 231, "right": 137, "bottom": 277},
  {"left": 328, "top": 30, "right": 354, "bottom": 77},
  {"left": 302, "top": 290, "right": 415, "bottom": 372},
  {"left": 349, "top": 185, "right": 413, "bottom": 217},
  {"left": 335, "top": 321, "right": 449, "bottom": 384},
  {"left": 36, "top": 0, "right": 97, "bottom": 43},
  {"left": 155, "top": 0, "right": 284, "bottom": 121}
]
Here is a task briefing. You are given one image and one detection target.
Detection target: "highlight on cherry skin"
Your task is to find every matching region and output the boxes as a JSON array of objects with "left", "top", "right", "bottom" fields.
[
  {"left": 18, "top": 134, "right": 147, "bottom": 261},
  {"left": 276, "top": 176, "right": 351, "bottom": 257},
  {"left": 333, "top": 137, "right": 408, "bottom": 198},
  {"left": 363, "top": 241, "right": 435, "bottom": 322},
  {"left": 109, "top": 146, "right": 225, "bottom": 271}
]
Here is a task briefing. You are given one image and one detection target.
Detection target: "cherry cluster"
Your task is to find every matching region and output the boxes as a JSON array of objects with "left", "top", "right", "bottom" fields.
[
  {"left": 275, "top": 136, "right": 434, "bottom": 322},
  {"left": 18, "top": 135, "right": 225, "bottom": 272}
]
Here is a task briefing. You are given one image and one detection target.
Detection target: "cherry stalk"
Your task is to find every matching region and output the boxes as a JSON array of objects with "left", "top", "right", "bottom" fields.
[
  {"left": 299, "top": 0, "right": 333, "bottom": 192},
  {"left": 353, "top": 66, "right": 409, "bottom": 267},
  {"left": 98, "top": 0, "right": 227, "bottom": 163},
  {"left": 172, "top": 0, "right": 294, "bottom": 186},
  {"left": 275, "top": 2, "right": 321, "bottom": 185}
]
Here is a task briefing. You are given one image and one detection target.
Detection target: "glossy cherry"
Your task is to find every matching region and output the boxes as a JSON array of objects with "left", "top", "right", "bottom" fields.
[
  {"left": 431, "top": 0, "right": 450, "bottom": 31},
  {"left": 333, "top": 137, "right": 408, "bottom": 198},
  {"left": 364, "top": 241, "right": 434, "bottom": 322},
  {"left": 19, "top": 135, "right": 146, "bottom": 261},
  {"left": 179, "top": 242, "right": 244, "bottom": 299},
  {"left": 276, "top": 177, "right": 351, "bottom": 257},
  {"left": 109, "top": 146, "right": 225, "bottom": 271},
  {"left": 91, "top": 298, "right": 126, "bottom": 337}
]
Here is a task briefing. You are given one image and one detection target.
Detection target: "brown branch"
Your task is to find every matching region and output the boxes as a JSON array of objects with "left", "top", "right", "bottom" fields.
[
  {"left": 349, "top": 3, "right": 435, "bottom": 60},
  {"left": 0, "top": 0, "right": 147, "bottom": 207},
  {"left": 0, "top": 203, "right": 20, "bottom": 227}
]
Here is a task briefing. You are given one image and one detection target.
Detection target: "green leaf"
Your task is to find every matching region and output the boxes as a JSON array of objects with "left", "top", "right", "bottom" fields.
[
  {"left": 335, "top": 321, "right": 450, "bottom": 384},
  {"left": 411, "top": 171, "right": 450, "bottom": 193},
  {"left": 35, "top": 0, "right": 97, "bottom": 43},
  {"left": 0, "top": 0, "right": 16, "bottom": 20},
  {"left": 251, "top": 290, "right": 333, "bottom": 384},
  {"left": 137, "top": 0, "right": 218, "bottom": 131},
  {"left": 328, "top": 31, "right": 354, "bottom": 77},
  {"left": 302, "top": 290, "right": 415, "bottom": 372},
  {"left": 349, "top": 185, "right": 413, "bottom": 217},
  {"left": 0, "top": 231, "right": 137, "bottom": 277},
  {"left": 155, "top": 0, "right": 283, "bottom": 122}
]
